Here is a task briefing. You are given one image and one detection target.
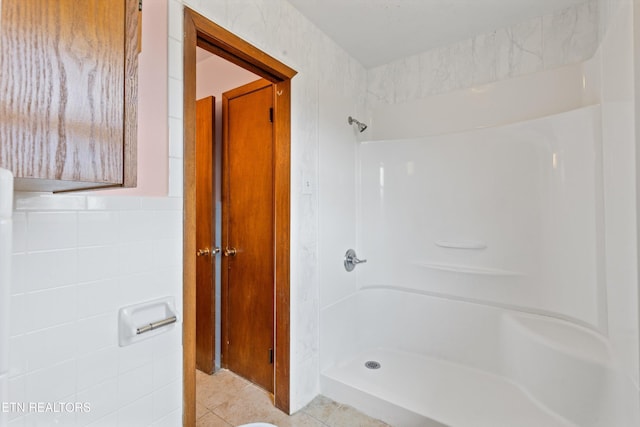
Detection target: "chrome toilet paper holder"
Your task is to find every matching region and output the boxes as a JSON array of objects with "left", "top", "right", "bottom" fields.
[{"left": 118, "top": 297, "right": 179, "bottom": 347}]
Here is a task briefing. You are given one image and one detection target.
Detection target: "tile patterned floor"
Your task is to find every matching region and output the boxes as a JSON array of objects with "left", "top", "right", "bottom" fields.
[{"left": 195, "top": 369, "right": 392, "bottom": 427}]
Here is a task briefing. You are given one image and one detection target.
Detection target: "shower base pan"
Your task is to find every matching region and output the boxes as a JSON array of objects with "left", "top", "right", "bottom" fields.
[{"left": 321, "top": 347, "right": 574, "bottom": 427}]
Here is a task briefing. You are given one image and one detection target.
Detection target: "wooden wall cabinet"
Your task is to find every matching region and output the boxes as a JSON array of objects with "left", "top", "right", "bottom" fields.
[{"left": 0, "top": 0, "right": 139, "bottom": 192}]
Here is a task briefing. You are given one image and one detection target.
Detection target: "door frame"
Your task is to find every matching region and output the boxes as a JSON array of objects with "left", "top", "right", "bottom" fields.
[{"left": 183, "top": 7, "right": 297, "bottom": 426}]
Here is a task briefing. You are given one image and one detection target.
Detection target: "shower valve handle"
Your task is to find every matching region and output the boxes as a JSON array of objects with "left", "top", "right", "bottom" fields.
[{"left": 344, "top": 248, "right": 367, "bottom": 272}]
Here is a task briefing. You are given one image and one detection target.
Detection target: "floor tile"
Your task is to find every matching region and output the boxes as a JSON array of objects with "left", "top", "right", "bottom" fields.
[
  {"left": 196, "top": 369, "right": 390, "bottom": 427},
  {"left": 211, "top": 383, "right": 289, "bottom": 426},
  {"left": 326, "top": 404, "right": 390, "bottom": 427},
  {"left": 279, "top": 412, "right": 327, "bottom": 427},
  {"left": 196, "top": 411, "right": 232, "bottom": 427},
  {"left": 196, "top": 401, "right": 210, "bottom": 420},
  {"left": 302, "top": 395, "right": 341, "bottom": 423},
  {"left": 197, "top": 369, "right": 252, "bottom": 410}
]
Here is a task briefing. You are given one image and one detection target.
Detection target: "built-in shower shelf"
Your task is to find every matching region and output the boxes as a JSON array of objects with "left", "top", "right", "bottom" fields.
[
  {"left": 415, "top": 262, "right": 523, "bottom": 276},
  {"left": 435, "top": 240, "right": 487, "bottom": 250}
]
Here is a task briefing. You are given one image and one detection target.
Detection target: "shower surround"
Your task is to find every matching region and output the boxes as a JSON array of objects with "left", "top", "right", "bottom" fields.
[
  {"left": 319, "top": 0, "right": 640, "bottom": 425},
  {"left": 322, "top": 105, "right": 624, "bottom": 426}
]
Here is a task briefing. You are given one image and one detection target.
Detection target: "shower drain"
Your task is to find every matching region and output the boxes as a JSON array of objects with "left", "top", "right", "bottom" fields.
[{"left": 364, "top": 360, "right": 381, "bottom": 370}]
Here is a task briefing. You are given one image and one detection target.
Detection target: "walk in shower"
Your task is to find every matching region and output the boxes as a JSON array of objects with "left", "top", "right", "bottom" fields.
[
  {"left": 317, "top": 1, "right": 640, "bottom": 425},
  {"left": 322, "top": 105, "right": 624, "bottom": 426}
]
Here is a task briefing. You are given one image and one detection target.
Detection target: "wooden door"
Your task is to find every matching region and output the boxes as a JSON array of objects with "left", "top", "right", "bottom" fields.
[
  {"left": 195, "top": 97, "right": 216, "bottom": 374},
  {"left": 222, "top": 80, "right": 274, "bottom": 392}
]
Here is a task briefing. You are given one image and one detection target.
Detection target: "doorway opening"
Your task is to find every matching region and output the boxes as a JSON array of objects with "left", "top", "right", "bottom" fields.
[
  {"left": 183, "top": 7, "right": 296, "bottom": 426},
  {"left": 193, "top": 48, "right": 261, "bottom": 377}
]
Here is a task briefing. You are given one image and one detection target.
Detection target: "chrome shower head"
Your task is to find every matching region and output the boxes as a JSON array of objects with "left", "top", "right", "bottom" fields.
[{"left": 348, "top": 116, "right": 368, "bottom": 133}]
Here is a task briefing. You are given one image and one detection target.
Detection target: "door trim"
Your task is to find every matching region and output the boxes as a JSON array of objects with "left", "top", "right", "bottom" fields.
[{"left": 183, "top": 7, "right": 297, "bottom": 426}]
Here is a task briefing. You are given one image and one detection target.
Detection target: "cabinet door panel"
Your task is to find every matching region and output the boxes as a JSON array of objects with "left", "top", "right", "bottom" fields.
[{"left": 0, "top": 0, "right": 128, "bottom": 189}]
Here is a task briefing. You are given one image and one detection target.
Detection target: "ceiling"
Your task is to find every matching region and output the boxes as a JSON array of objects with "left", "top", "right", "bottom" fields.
[{"left": 287, "top": 0, "right": 588, "bottom": 68}]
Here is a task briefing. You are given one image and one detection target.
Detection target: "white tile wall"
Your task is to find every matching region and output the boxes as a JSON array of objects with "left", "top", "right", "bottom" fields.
[
  {"left": 151, "top": 409, "right": 181, "bottom": 427},
  {"left": 151, "top": 380, "right": 181, "bottom": 421},
  {"left": 117, "top": 394, "right": 153, "bottom": 427},
  {"left": 77, "top": 212, "right": 120, "bottom": 247},
  {"left": 167, "top": 118, "right": 183, "bottom": 159},
  {"left": 24, "top": 250, "right": 77, "bottom": 292},
  {"left": 168, "top": 38, "right": 182, "bottom": 81},
  {"left": 167, "top": 158, "right": 183, "bottom": 198},
  {"left": 76, "top": 347, "right": 118, "bottom": 391},
  {"left": 26, "top": 212, "right": 77, "bottom": 251},
  {"left": 167, "top": 78, "right": 183, "bottom": 121},
  {"left": 9, "top": 195, "right": 182, "bottom": 426},
  {"left": 76, "top": 379, "right": 119, "bottom": 426}
]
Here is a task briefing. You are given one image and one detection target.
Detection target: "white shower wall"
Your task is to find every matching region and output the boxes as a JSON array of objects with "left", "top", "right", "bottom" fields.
[
  {"left": 318, "top": 0, "right": 610, "bottom": 379},
  {"left": 317, "top": 87, "right": 363, "bottom": 373},
  {"left": 358, "top": 105, "right": 604, "bottom": 327},
  {"left": 597, "top": 0, "right": 640, "bottom": 385},
  {"left": 317, "top": 0, "right": 640, "bottom": 419},
  {"left": 353, "top": 0, "right": 639, "bottom": 391}
]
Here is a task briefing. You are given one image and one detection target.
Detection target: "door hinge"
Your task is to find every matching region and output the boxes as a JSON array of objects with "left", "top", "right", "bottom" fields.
[
  {"left": 269, "top": 348, "right": 274, "bottom": 364},
  {"left": 269, "top": 107, "right": 273, "bottom": 123},
  {"left": 139, "top": 0, "right": 143, "bottom": 11}
]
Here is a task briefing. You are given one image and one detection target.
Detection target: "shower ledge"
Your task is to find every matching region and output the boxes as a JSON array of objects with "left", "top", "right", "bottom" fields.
[{"left": 413, "top": 261, "right": 524, "bottom": 276}]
